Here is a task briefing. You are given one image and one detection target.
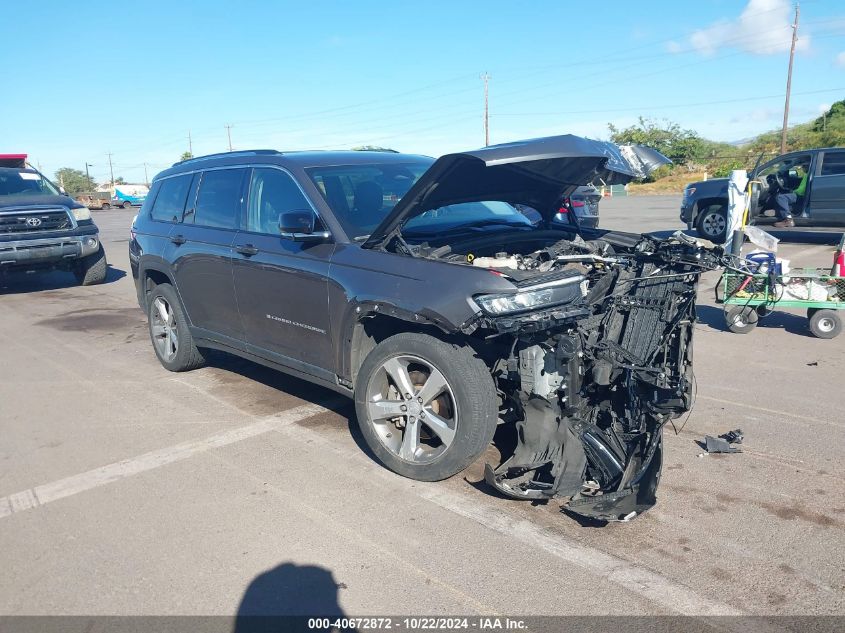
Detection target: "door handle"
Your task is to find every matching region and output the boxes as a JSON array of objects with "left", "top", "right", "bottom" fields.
[
  {"left": 236, "top": 244, "right": 259, "bottom": 256},
  {"left": 170, "top": 234, "right": 186, "bottom": 245}
]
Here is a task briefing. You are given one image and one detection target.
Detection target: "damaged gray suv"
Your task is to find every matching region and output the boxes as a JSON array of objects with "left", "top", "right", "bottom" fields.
[{"left": 130, "top": 135, "right": 721, "bottom": 522}]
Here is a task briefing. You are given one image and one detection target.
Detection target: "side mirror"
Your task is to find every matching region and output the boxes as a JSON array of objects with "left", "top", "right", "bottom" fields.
[{"left": 279, "top": 209, "right": 329, "bottom": 242}]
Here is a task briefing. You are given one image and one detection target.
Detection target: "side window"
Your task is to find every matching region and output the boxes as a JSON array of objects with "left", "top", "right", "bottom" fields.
[
  {"left": 821, "top": 152, "right": 845, "bottom": 177},
  {"left": 150, "top": 175, "right": 192, "bottom": 222},
  {"left": 247, "top": 168, "right": 315, "bottom": 234},
  {"left": 192, "top": 168, "right": 246, "bottom": 230}
]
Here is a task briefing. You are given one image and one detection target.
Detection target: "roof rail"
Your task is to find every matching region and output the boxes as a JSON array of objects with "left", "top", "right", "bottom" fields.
[{"left": 172, "top": 149, "right": 281, "bottom": 167}]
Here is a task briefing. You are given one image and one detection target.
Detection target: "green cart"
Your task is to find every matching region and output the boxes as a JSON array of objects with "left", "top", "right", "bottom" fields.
[{"left": 719, "top": 268, "right": 845, "bottom": 338}]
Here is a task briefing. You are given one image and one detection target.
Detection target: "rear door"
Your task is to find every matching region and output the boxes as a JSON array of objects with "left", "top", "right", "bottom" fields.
[
  {"left": 808, "top": 150, "right": 845, "bottom": 225},
  {"left": 232, "top": 166, "right": 336, "bottom": 373},
  {"left": 171, "top": 167, "right": 248, "bottom": 344}
]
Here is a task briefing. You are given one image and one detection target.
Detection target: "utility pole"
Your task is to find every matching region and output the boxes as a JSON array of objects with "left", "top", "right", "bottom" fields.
[
  {"left": 143, "top": 163, "right": 149, "bottom": 187},
  {"left": 481, "top": 73, "right": 491, "bottom": 147},
  {"left": 85, "top": 162, "right": 93, "bottom": 185},
  {"left": 225, "top": 124, "right": 233, "bottom": 152},
  {"left": 188, "top": 130, "right": 193, "bottom": 156},
  {"left": 107, "top": 153, "right": 115, "bottom": 192},
  {"left": 780, "top": 2, "right": 800, "bottom": 154}
]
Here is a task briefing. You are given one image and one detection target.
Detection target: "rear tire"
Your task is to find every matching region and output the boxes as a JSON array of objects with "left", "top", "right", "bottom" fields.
[
  {"left": 102, "top": 202, "right": 111, "bottom": 210},
  {"left": 726, "top": 306, "right": 758, "bottom": 334},
  {"left": 696, "top": 203, "right": 728, "bottom": 244},
  {"left": 147, "top": 283, "right": 206, "bottom": 371},
  {"left": 122, "top": 201, "right": 132, "bottom": 209},
  {"left": 73, "top": 245, "right": 107, "bottom": 286},
  {"left": 808, "top": 310, "right": 841, "bottom": 339},
  {"left": 354, "top": 332, "right": 498, "bottom": 482}
]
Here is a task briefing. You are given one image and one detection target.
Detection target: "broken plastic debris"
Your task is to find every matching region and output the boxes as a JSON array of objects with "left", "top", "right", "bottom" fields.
[
  {"left": 704, "top": 435, "right": 742, "bottom": 454},
  {"left": 719, "top": 428, "right": 744, "bottom": 444}
]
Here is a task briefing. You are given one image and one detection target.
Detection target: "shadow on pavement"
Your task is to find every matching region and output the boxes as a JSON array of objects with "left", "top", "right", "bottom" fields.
[
  {"left": 203, "top": 351, "right": 379, "bottom": 465},
  {"left": 234, "top": 562, "right": 347, "bottom": 632},
  {"left": 0, "top": 264, "right": 126, "bottom": 294},
  {"left": 696, "top": 304, "right": 812, "bottom": 337}
]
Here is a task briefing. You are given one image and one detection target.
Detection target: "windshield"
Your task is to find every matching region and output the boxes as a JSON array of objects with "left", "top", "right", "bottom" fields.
[
  {"left": 0, "top": 169, "right": 61, "bottom": 198},
  {"left": 307, "top": 160, "right": 534, "bottom": 239},
  {"left": 307, "top": 161, "right": 431, "bottom": 239},
  {"left": 403, "top": 200, "right": 533, "bottom": 235}
]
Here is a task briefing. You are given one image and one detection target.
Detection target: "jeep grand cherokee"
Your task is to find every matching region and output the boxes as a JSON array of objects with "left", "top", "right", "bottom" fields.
[{"left": 129, "top": 135, "right": 721, "bottom": 522}]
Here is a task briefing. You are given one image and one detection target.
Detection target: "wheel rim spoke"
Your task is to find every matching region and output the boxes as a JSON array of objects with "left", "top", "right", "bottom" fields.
[
  {"left": 154, "top": 298, "right": 169, "bottom": 324},
  {"left": 382, "top": 357, "right": 415, "bottom": 397},
  {"left": 422, "top": 409, "right": 456, "bottom": 447},
  {"left": 151, "top": 324, "right": 166, "bottom": 337},
  {"left": 416, "top": 367, "right": 448, "bottom": 406},
  {"left": 368, "top": 398, "right": 406, "bottom": 421},
  {"left": 399, "top": 418, "right": 420, "bottom": 461}
]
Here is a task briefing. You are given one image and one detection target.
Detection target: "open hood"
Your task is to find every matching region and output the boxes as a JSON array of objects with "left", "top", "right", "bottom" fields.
[{"left": 362, "top": 134, "right": 670, "bottom": 248}]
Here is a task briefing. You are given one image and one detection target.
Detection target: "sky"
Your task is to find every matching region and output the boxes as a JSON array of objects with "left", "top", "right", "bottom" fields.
[{"left": 2, "top": 0, "right": 844, "bottom": 185}]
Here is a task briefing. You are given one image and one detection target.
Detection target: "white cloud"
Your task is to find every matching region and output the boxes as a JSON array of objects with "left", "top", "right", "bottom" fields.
[
  {"left": 672, "top": 0, "right": 809, "bottom": 56},
  {"left": 836, "top": 51, "right": 845, "bottom": 67}
]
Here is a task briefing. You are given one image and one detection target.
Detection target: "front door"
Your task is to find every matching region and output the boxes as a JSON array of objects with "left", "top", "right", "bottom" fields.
[
  {"left": 232, "top": 167, "right": 336, "bottom": 374},
  {"left": 808, "top": 151, "right": 845, "bottom": 225},
  {"left": 171, "top": 167, "right": 248, "bottom": 344}
]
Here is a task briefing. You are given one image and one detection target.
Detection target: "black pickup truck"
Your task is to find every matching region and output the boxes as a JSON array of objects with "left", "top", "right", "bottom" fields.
[
  {"left": 0, "top": 166, "right": 107, "bottom": 285},
  {"left": 681, "top": 147, "right": 845, "bottom": 242}
]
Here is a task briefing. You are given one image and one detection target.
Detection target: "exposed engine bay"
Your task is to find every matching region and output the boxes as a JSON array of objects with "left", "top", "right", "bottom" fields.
[{"left": 399, "top": 229, "right": 723, "bottom": 522}]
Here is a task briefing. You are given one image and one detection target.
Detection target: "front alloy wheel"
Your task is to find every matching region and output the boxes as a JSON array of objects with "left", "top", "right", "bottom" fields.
[
  {"left": 366, "top": 355, "right": 457, "bottom": 465},
  {"left": 354, "top": 332, "right": 499, "bottom": 481}
]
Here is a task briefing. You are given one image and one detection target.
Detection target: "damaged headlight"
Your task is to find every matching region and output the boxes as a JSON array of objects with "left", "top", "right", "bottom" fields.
[{"left": 475, "top": 277, "right": 584, "bottom": 315}]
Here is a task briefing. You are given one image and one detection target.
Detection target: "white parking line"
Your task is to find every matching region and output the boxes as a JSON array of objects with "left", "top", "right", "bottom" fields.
[{"left": 0, "top": 402, "right": 329, "bottom": 519}]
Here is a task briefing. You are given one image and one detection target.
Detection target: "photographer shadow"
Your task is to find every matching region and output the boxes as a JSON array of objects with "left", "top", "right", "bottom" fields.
[{"left": 234, "top": 562, "right": 348, "bottom": 633}]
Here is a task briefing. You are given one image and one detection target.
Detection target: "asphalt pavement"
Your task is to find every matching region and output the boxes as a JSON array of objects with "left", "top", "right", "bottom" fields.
[{"left": 1, "top": 198, "right": 843, "bottom": 619}]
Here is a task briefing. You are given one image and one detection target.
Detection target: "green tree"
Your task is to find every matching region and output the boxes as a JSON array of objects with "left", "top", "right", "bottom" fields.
[
  {"left": 114, "top": 176, "right": 126, "bottom": 185},
  {"left": 54, "top": 167, "right": 97, "bottom": 195},
  {"left": 608, "top": 117, "right": 704, "bottom": 166},
  {"left": 180, "top": 151, "right": 193, "bottom": 162}
]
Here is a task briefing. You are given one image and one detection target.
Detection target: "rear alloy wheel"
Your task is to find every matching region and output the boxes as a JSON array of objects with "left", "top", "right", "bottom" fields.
[
  {"left": 147, "top": 283, "right": 205, "bottom": 371},
  {"left": 696, "top": 204, "right": 728, "bottom": 244},
  {"left": 726, "top": 306, "right": 758, "bottom": 334},
  {"left": 354, "top": 333, "right": 498, "bottom": 481},
  {"left": 122, "top": 200, "right": 132, "bottom": 209}
]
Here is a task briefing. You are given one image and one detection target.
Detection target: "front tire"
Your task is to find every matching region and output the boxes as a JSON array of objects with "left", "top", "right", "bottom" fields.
[
  {"left": 696, "top": 203, "right": 728, "bottom": 243},
  {"left": 74, "top": 245, "right": 107, "bottom": 286},
  {"left": 726, "top": 306, "right": 758, "bottom": 334},
  {"left": 147, "top": 283, "right": 206, "bottom": 371},
  {"left": 354, "top": 332, "right": 498, "bottom": 481}
]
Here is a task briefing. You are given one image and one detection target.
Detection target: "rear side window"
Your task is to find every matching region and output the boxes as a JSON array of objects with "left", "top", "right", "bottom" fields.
[
  {"left": 821, "top": 152, "right": 845, "bottom": 177},
  {"left": 150, "top": 175, "right": 192, "bottom": 222},
  {"left": 246, "top": 168, "right": 315, "bottom": 234},
  {"left": 192, "top": 168, "right": 246, "bottom": 230}
]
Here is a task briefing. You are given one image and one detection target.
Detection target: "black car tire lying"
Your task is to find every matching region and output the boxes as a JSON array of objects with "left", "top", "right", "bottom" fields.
[
  {"left": 354, "top": 332, "right": 498, "bottom": 482},
  {"left": 74, "top": 245, "right": 108, "bottom": 286}
]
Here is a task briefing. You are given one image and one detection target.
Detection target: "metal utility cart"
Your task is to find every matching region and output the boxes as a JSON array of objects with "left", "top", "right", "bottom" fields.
[{"left": 719, "top": 266, "right": 845, "bottom": 338}]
